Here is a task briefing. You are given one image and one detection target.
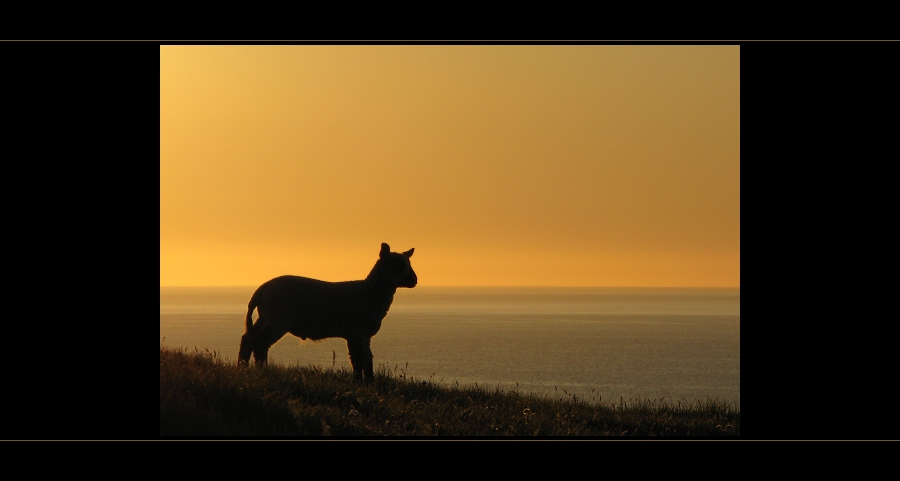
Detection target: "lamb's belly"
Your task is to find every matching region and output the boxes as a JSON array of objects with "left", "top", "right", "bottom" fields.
[
  {"left": 292, "top": 314, "right": 384, "bottom": 340},
  {"left": 287, "top": 317, "right": 340, "bottom": 340}
]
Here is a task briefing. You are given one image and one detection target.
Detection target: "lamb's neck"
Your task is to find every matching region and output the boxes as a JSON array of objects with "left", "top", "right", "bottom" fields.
[
  {"left": 362, "top": 279, "right": 395, "bottom": 316},
  {"left": 365, "top": 276, "right": 397, "bottom": 296}
]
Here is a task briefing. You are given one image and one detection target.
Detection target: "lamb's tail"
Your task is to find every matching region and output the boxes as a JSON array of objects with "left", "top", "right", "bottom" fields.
[{"left": 245, "top": 292, "right": 259, "bottom": 333}]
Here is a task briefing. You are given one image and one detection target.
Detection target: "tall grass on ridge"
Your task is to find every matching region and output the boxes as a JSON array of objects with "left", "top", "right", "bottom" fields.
[{"left": 160, "top": 345, "right": 739, "bottom": 437}]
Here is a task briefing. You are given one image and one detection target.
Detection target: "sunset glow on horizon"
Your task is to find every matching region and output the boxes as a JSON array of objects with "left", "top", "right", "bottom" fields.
[{"left": 160, "top": 45, "right": 740, "bottom": 288}]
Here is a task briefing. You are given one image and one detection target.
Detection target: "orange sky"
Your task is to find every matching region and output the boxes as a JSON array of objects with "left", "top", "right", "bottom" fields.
[{"left": 160, "top": 45, "right": 740, "bottom": 287}]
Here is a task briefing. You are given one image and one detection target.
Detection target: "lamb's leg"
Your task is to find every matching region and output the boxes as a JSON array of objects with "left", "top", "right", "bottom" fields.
[
  {"left": 237, "top": 316, "right": 263, "bottom": 365},
  {"left": 347, "top": 338, "right": 374, "bottom": 383},
  {"left": 251, "top": 320, "right": 286, "bottom": 366},
  {"left": 362, "top": 341, "right": 375, "bottom": 380},
  {"left": 238, "top": 332, "right": 253, "bottom": 365}
]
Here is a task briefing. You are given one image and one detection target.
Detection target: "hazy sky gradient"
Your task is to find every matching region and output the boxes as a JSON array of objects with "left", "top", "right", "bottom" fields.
[{"left": 160, "top": 45, "right": 739, "bottom": 287}]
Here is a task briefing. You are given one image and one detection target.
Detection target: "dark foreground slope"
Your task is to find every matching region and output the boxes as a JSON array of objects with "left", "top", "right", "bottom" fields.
[{"left": 160, "top": 346, "right": 739, "bottom": 437}]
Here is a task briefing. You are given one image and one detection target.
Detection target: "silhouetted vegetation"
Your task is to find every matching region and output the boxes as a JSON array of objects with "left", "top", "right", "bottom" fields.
[{"left": 160, "top": 346, "right": 739, "bottom": 437}]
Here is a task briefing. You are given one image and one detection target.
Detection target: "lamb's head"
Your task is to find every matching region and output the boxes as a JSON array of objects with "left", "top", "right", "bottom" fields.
[{"left": 376, "top": 242, "right": 417, "bottom": 288}]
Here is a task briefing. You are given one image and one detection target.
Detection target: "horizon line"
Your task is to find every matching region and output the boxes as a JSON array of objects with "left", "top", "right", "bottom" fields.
[{"left": 159, "top": 284, "right": 741, "bottom": 289}]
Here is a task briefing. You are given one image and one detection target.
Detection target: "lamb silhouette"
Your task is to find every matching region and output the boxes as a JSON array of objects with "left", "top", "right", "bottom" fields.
[{"left": 238, "top": 242, "right": 417, "bottom": 382}]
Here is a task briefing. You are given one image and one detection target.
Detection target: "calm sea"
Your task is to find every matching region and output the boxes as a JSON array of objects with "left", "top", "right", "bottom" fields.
[{"left": 160, "top": 286, "right": 740, "bottom": 408}]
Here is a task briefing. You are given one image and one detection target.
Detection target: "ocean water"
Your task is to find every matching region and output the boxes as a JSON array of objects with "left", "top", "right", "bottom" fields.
[{"left": 160, "top": 286, "right": 740, "bottom": 408}]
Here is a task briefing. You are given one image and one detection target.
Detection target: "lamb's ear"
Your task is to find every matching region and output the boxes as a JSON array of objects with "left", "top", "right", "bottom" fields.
[
  {"left": 403, "top": 248, "right": 414, "bottom": 258},
  {"left": 380, "top": 243, "right": 390, "bottom": 259}
]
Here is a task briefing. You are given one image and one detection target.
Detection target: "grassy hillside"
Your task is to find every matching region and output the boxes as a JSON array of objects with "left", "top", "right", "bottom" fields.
[{"left": 160, "top": 346, "right": 739, "bottom": 438}]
